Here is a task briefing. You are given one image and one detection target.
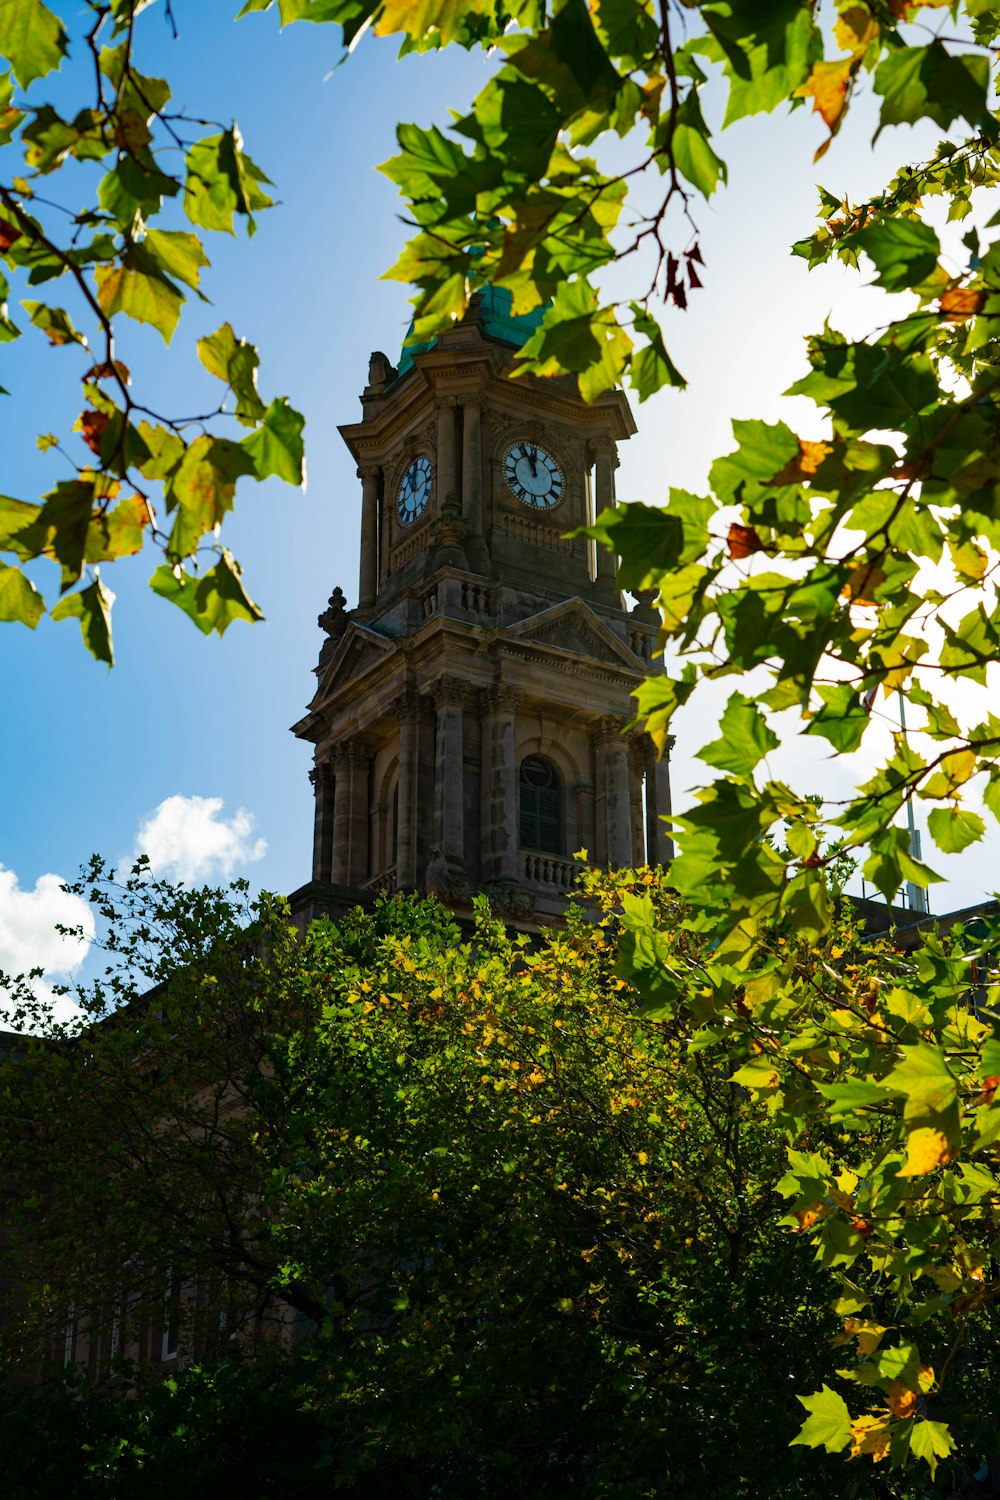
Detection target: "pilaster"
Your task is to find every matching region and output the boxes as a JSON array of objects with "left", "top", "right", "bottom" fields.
[{"left": 480, "top": 684, "right": 521, "bottom": 885}]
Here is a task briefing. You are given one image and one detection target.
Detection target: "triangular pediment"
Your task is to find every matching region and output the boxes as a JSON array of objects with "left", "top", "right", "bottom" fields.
[
  {"left": 505, "top": 598, "right": 644, "bottom": 670},
  {"left": 312, "top": 624, "right": 396, "bottom": 704}
]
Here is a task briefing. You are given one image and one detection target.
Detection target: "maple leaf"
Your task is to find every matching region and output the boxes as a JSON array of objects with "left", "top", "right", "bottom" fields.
[
  {"left": 797, "top": 59, "right": 853, "bottom": 130},
  {"left": 80, "top": 410, "right": 110, "bottom": 456},
  {"left": 850, "top": 1415, "right": 892, "bottom": 1462},
  {"left": 940, "top": 286, "right": 986, "bottom": 321},
  {"left": 843, "top": 563, "right": 886, "bottom": 608},
  {"left": 886, "top": 1383, "right": 918, "bottom": 1420},
  {"left": 898, "top": 1125, "right": 954, "bottom": 1177},
  {"left": 835, "top": 5, "right": 880, "bottom": 54},
  {"left": 769, "top": 437, "right": 833, "bottom": 485},
  {"left": 727, "top": 522, "right": 763, "bottom": 559},
  {"left": 0, "top": 220, "right": 23, "bottom": 252}
]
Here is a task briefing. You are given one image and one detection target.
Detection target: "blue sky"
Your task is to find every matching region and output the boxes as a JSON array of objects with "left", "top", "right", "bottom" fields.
[{"left": 1, "top": 3, "right": 997, "bottom": 1003}]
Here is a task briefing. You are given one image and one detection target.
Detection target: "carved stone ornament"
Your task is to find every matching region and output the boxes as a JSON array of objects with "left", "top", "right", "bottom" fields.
[
  {"left": 318, "top": 587, "right": 348, "bottom": 638},
  {"left": 424, "top": 845, "right": 471, "bottom": 903},
  {"left": 486, "top": 882, "right": 536, "bottom": 919},
  {"left": 367, "top": 350, "right": 397, "bottom": 390},
  {"left": 333, "top": 740, "right": 372, "bottom": 770},
  {"left": 390, "top": 686, "right": 424, "bottom": 723},
  {"left": 588, "top": 436, "right": 617, "bottom": 463},
  {"left": 482, "top": 684, "right": 521, "bottom": 716},
  {"left": 431, "top": 674, "right": 468, "bottom": 709},
  {"left": 590, "top": 715, "right": 628, "bottom": 747}
]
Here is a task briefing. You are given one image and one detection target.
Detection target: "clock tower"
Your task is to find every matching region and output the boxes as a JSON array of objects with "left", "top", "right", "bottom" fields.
[{"left": 291, "top": 288, "right": 672, "bottom": 924}]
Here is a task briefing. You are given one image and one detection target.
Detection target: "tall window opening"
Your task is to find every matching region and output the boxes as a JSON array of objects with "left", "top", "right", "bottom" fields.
[{"left": 519, "top": 757, "right": 562, "bottom": 855}]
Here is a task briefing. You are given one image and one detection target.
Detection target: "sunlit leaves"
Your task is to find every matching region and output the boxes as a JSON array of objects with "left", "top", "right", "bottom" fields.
[
  {"left": 149, "top": 549, "right": 263, "bottom": 635},
  {"left": 698, "top": 692, "right": 778, "bottom": 778},
  {"left": 0, "top": 559, "right": 42, "bottom": 625},
  {"left": 184, "top": 128, "right": 273, "bottom": 235},
  {"left": 0, "top": 0, "right": 68, "bottom": 89},
  {"left": 51, "top": 574, "right": 115, "bottom": 664},
  {"left": 873, "top": 42, "right": 990, "bottom": 135},
  {"left": 790, "top": 1385, "right": 852, "bottom": 1454},
  {"left": 197, "top": 323, "right": 266, "bottom": 425},
  {"left": 241, "top": 397, "right": 306, "bottom": 484},
  {"left": 95, "top": 250, "right": 184, "bottom": 344}
]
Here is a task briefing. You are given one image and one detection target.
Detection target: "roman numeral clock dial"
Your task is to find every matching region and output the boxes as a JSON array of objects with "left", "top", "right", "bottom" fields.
[
  {"left": 396, "top": 456, "right": 432, "bottom": 525},
  {"left": 503, "top": 442, "right": 563, "bottom": 511}
]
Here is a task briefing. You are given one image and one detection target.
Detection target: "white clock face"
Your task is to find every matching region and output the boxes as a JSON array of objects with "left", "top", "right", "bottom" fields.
[
  {"left": 396, "top": 456, "right": 432, "bottom": 525},
  {"left": 503, "top": 442, "right": 563, "bottom": 511}
]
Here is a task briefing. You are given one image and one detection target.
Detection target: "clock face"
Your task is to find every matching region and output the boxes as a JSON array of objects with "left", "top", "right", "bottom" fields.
[
  {"left": 396, "top": 456, "right": 432, "bottom": 525},
  {"left": 503, "top": 442, "right": 563, "bottom": 511}
]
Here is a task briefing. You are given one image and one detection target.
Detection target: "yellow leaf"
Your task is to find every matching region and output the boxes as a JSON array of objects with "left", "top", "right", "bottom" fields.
[
  {"left": 850, "top": 1414, "right": 892, "bottom": 1461},
  {"left": 796, "top": 59, "right": 853, "bottom": 131},
  {"left": 834, "top": 3, "right": 879, "bottom": 53},
  {"left": 898, "top": 1126, "right": 954, "bottom": 1177}
]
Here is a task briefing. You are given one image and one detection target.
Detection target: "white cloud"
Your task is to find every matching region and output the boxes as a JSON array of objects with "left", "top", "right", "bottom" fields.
[
  {"left": 134, "top": 795, "right": 267, "bottom": 884},
  {"left": 0, "top": 865, "right": 95, "bottom": 1025}
]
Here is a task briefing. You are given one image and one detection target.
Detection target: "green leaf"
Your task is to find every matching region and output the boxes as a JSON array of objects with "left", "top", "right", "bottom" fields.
[
  {"left": 51, "top": 575, "right": 115, "bottom": 664},
  {"left": 0, "top": 493, "right": 41, "bottom": 560},
  {"left": 854, "top": 218, "right": 941, "bottom": 293},
  {"left": 95, "top": 251, "right": 184, "bottom": 345},
  {"left": 14, "top": 478, "right": 95, "bottom": 587},
  {"left": 84, "top": 494, "right": 151, "bottom": 563},
  {"left": 20, "top": 300, "right": 87, "bottom": 347},
  {"left": 908, "top": 1419, "right": 955, "bottom": 1479},
  {"left": 165, "top": 436, "right": 256, "bottom": 561},
  {"left": 628, "top": 303, "right": 686, "bottom": 400},
  {"left": 517, "top": 280, "right": 631, "bottom": 402},
  {"left": 197, "top": 323, "right": 266, "bottom": 425},
  {"left": 873, "top": 42, "right": 990, "bottom": 136},
  {"left": 143, "top": 230, "right": 209, "bottom": 293},
  {"left": 241, "top": 397, "right": 305, "bottom": 484},
  {"left": 698, "top": 692, "right": 778, "bottom": 778},
  {"left": 814, "top": 1079, "right": 889, "bottom": 1120},
  {"left": 587, "top": 492, "right": 711, "bottom": 590},
  {"left": 700, "top": 0, "right": 820, "bottom": 126},
  {"left": 806, "top": 683, "right": 870, "bottom": 753},
  {"left": 0, "top": 559, "right": 43, "bottom": 626},
  {"left": 927, "top": 806, "right": 985, "bottom": 854},
  {"left": 671, "top": 89, "right": 726, "bottom": 199},
  {"left": 790, "top": 1385, "right": 852, "bottom": 1455},
  {"left": 150, "top": 550, "right": 263, "bottom": 636},
  {"left": 630, "top": 666, "right": 697, "bottom": 755},
  {"left": 0, "top": 0, "right": 69, "bottom": 88},
  {"left": 184, "top": 128, "right": 273, "bottom": 235}
]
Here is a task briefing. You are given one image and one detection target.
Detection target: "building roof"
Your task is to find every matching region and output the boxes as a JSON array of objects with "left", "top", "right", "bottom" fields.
[{"left": 396, "top": 285, "right": 547, "bottom": 378}]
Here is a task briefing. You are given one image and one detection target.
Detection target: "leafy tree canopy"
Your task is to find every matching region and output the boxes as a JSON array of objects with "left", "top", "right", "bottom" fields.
[{"left": 4, "top": 863, "right": 1000, "bottom": 1490}]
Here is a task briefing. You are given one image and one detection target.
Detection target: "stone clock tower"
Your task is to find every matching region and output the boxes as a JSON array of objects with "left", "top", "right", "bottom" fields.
[{"left": 291, "top": 288, "right": 672, "bottom": 924}]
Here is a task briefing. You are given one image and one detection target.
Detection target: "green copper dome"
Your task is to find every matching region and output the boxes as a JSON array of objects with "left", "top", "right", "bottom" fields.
[{"left": 396, "top": 285, "right": 547, "bottom": 378}]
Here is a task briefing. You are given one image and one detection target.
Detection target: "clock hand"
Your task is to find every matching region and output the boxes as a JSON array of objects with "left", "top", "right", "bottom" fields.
[{"left": 527, "top": 445, "right": 538, "bottom": 477}]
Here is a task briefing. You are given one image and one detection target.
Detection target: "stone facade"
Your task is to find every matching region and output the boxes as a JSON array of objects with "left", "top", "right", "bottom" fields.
[{"left": 291, "top": 298, "right": 672, "bottom": 925}]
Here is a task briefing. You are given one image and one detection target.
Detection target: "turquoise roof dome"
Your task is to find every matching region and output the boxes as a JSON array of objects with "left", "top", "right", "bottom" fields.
[{"left": 396, "top": 285, "right": 547, "bottom": 378}]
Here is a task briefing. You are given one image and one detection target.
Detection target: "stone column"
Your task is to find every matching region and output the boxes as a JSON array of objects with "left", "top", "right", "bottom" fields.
[
  {"left": 594, "top": 716, "right": 631, "bottom": 868},
  {"left": 643, "top": 733, "right": 674, "bottom": 866},
  {"left": 346, "top": 743, "right": 372, "bottom": 886},
  {"left": 461, "top": 398, "right": 483, "bottom": 533},
  {"left": 393, "top": 688, "right": 421, "bottom": 891},
  {"left": 480, "top": 685, "right": 521, "bottom": 885},
  {"left": 590, "top": 436, "right": 618, "bottom": 591},
  {"left": 310, "top": 759, "right": 334, "bottom": 883},
  {"left": 330, "top": 744, "right": 352, "bottom": 886},
  {"left": 358, "top": 466, "right": 380, "bottom": 610},
  {"left": 628, "top": 736, "right": 645, "bottom": 867},
  {"left": 433, "top": 675, "right": 466, "bottom": 869},
  {"left": 436, "top": 399, "right": 458, "bottom": 505}
]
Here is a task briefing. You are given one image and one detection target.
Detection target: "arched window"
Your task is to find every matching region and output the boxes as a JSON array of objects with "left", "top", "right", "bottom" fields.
[{"left": 519, "top": 756, "right": 561, "bottom": 855}]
